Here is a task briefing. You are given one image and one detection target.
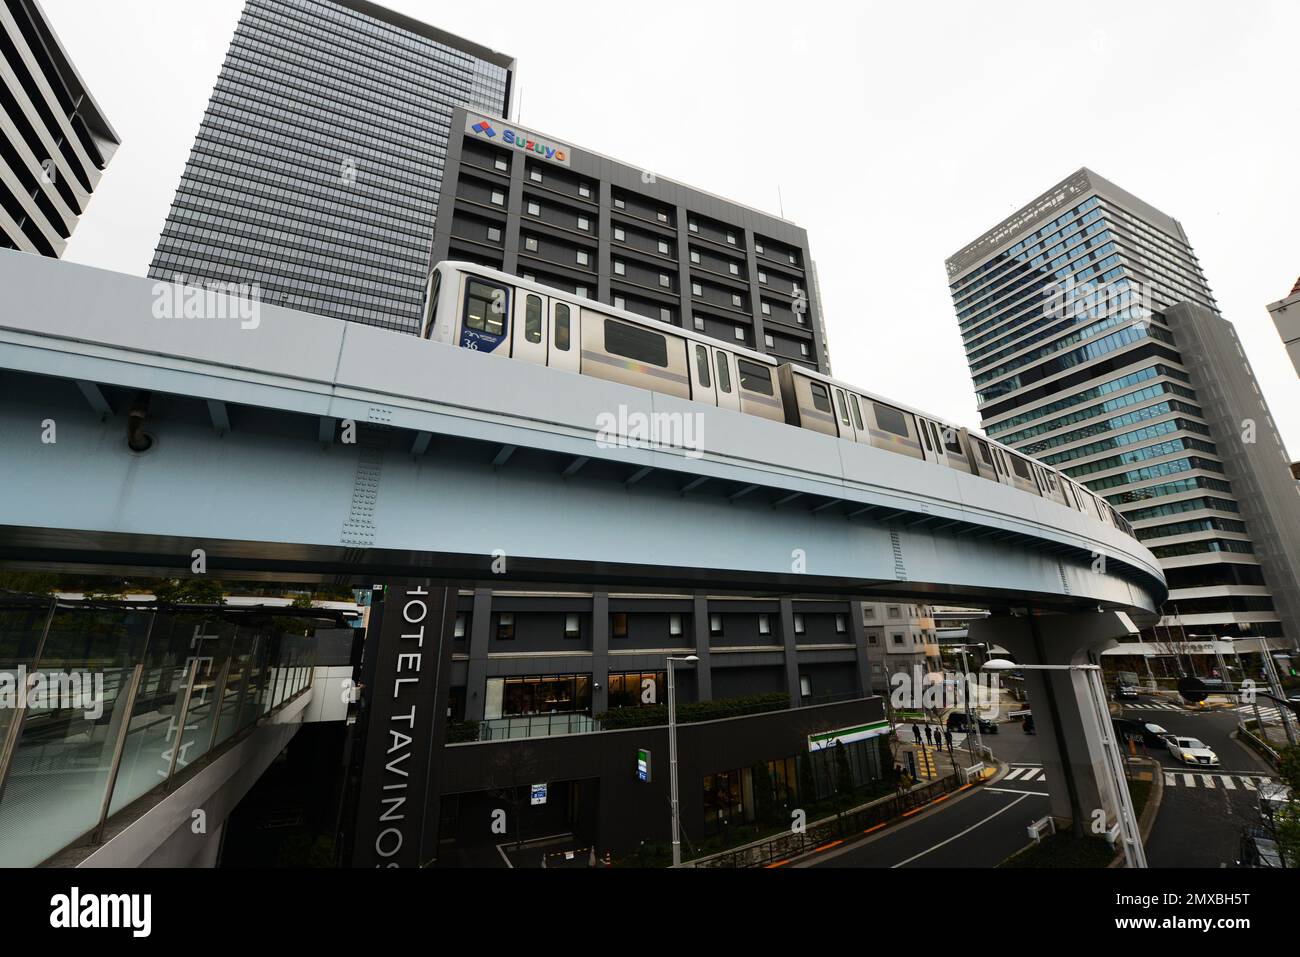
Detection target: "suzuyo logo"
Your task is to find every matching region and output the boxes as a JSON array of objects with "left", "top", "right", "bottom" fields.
[{"left": 466, "top": 113, "right": 570, "bottom": 167}]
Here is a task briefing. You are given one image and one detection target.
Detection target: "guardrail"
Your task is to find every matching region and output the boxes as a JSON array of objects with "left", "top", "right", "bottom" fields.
[
  {"left": 693, "top": 772, "right": 967, "bottom": 868},
  {"left": 1237, "top": 721, "right": 1281, "bottom": 768}
]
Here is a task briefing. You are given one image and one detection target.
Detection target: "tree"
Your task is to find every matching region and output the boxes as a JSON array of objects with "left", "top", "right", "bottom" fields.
[
  {"left": 1275, "top": 745, "right": 1300, "bottom": 867},
  {"left": 833, "top": 742, "right": 855, "bottom": 809},
  {"left": 0, "top": 571, "right": 59, "bottom": 595},
  {"left": 153, "top": 578, "right": 226, "bottom": 605}
]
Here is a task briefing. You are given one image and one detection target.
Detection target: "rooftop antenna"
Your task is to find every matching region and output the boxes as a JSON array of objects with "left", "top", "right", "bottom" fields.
[{"left": 777, "top": 185, "right": 785, "bottom": 219}]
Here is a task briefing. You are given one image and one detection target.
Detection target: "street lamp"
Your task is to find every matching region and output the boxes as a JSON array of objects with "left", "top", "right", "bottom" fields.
[
  {"left": 666, "top": 654, "right": 698, "bottom": 867},
  {"left": 982, "top": 657, "right": 1147, "bottom": 868},
  {"left": 949, "top": 642, "right": 988, "bottom": 761}
]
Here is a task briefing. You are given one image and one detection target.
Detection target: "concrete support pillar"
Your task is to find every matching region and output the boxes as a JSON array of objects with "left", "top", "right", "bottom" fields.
[
  {"left": 968, "top": 611, "right": 1139, "bottom": 837},
  {"left": 464, "top": 588, "right": 492, "bottom": 721},
  {"left": 691, "top": 593, "right": 713, "bottom": 702},
  {"left": 591, "top": 591, "right": 610, "bottom": 715},
  {"left": 848, "top": 602, "right": 871, "bottom": 698},
  {"left": 779, "top": 597, "right": 801, "bottom": 707}
]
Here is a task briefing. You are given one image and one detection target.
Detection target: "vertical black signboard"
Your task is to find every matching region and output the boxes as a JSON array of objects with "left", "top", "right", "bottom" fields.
[{"left": 350, "top": 580, "right": 457, "bottom": 867}]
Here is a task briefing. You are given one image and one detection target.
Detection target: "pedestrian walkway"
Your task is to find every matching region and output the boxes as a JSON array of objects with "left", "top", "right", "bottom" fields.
[
  {"left": 1160, "top": 771, "right": 1272, "bottom": 790},
  {"left": 1125, "top": 702, "right": 1187, "bottom": 712},
  {"left": 1003, "top": 764, "right": 1047, "bottom": 783}
]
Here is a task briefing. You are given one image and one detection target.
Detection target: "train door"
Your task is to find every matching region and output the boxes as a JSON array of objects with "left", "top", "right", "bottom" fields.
[
  {"left": 550, "top": 300, "right": 579, "bottom": 374},
  {"left": 968, "top": 434, "right": 1000, "bottom": 481},
  {"left": 688, "top": 342, "right": 717, "bottom": 405},
  {"left": 831, "top": 386, "right": 859, "bottom": 441},
  {"left": 713, "top": 350, "right": 741, "bottom": 412},
  {"left": 512, "top": 289, "right": 549, "bottom": 366},
  {"left": 846, "top": 392, "right": 869, "bottom": 443},
  {"left": 915, "top": 415, "right": 942, "bottom": 464}
]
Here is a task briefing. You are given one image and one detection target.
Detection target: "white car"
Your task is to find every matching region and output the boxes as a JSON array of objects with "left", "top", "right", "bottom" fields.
[{"left": 1167, "top": 736, "right": 1220, "bottom": 767}]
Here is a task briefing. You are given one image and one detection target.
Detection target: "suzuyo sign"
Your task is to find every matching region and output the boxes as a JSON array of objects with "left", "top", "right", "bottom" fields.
[{"left": 465, "top": 112, "right": 571, "bottom": 168}]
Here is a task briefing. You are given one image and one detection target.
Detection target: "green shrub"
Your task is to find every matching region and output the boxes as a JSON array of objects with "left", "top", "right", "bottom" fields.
[{"left": 595, "top": 692, "right": 789, "bottom": 729}]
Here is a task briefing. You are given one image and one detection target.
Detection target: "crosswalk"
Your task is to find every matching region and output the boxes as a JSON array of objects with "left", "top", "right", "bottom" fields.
[
  {"left": 1004, "top": 763, "right": 1273, "bottom": 791},
  {"left": 1123, "top": 701, "right": 1289, "bottom": 722},
  {"left": 1124, "top": 702, "right": 1187, "bottom": 712}
]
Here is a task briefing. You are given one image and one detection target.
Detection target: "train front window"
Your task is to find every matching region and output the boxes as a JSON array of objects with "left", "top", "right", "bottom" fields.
[
  {"left": 554, "top": 303, "right": 571, "bottom": 351},
  {"left": 423, "top": 271, "right": 441, "bottom": 339},
  {"left": 975, "top": 439, "right": 993, "bottom": 466},
  {"left": 944, "top": 430, "right": 963, "bottom": 455},
  {"left": 873, "top": 403, "right": 910, "bottom": 437},
  {"left": 695, "top": 345, "right": 711, "bottom": 388},
  {"left": 809, "top": 382, "right": 831, "bottom": 413},
  {"left": 525, "top": 295, "right": 542, "bottom": 343},
  {"left": 604, "top": 319, "right": 668, "bottom": 367},
  {"left": 715, "top": 353, "right": 732, "bottom": 393},
  {"left": 465, "top": 280, "right": 507, "bottom": 336},
  {"left": 738, "top": 360, "right": 773, "bottom": 395}
]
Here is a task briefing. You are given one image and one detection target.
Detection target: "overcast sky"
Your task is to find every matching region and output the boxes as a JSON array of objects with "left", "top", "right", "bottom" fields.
[{"left": 50, "top": 0, "right": 1300, "bottom": 452}]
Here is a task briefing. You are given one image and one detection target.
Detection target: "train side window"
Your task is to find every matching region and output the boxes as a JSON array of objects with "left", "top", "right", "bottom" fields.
[
  {"left": 975, "top": 438, "right": 994, "bottom": 467},
  {"left": 738, "top": 360, "right": 774, "bottom": 395},
  {"left": 1010, "top": 455, "right": 1032, "bottom": 480},
  {"left": 423, "top": 271, "right": 441, "bottom": 338},
  {"left": 465, "top": 279, "right": 508, "bottom": 336},
  {"left": 943, "top": 428, "right": 963, "bottom": 456},
  {"left": 850, "top": 394, "right": 864, "bottom": 431},
  {"left": 604, "top": 318, "right": 669, "bottom": 367},
  {"left": 809, "top": 381, "right": 831, "bottom": 413},
  {"left": 873, "top": 402, "right": 910, "bottom": 437},
  {"left": 918, "top": 418, "right": 933, "bottom": 451},
  {"left": 695, "top": 344, "right": 711, "bottom": 388},
  {"left": 715, "top": 353, "right": 732, "bottom": 393},
  {"left": 554, "top": 303, "right": 571, "bottom": 351},
  {"left": 525, "top": 295, "right": 543, "bottom": 344},
  {"left": 835, "top": 390, "right": 851, "bottom": 427}
]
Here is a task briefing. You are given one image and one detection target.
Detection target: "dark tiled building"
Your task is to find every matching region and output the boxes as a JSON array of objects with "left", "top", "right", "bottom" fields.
[
  {"left": 147, "top": 0, "right": 514, "bottom": 331},
  {"left": 431, "top": 107, "right": 829, "bottom": 372}
]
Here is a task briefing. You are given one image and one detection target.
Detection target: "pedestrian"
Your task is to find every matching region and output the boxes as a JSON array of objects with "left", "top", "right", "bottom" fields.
[
  {"left": 945, "top": 728, "right": 954, "bottom": 750},
  {"left": 893, "top": 762, "right": 904, "bottom": 795},
  {"left": 925, "top": 725, "right": 935, "bottom": 747},
  {"left": 912, "top": 722, "right": 921, "bottom": 744}
]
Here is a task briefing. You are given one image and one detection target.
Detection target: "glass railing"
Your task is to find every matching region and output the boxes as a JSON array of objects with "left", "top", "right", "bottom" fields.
[
  {"left": 478, "top": 713, "right": 602, "bottom": 740},
  {"left": 0, "top": 593, "right": 326, "bottom": 867}
]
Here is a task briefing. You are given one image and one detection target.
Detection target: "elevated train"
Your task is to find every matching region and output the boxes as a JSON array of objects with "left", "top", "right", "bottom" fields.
[{"left": 420, "top": 261, "right": 1137, "bottom": 540}]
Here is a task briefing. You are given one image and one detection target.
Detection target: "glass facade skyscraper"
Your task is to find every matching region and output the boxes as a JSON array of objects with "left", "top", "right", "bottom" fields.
[
  {"left": 946, "top": 168, "right": 1299, "bottom": 645},
  {"left": 147, "top": 0, "right": 513, "bottom": 332}
]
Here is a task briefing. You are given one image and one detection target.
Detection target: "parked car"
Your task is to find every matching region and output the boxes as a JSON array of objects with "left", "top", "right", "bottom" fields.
[
  {"left": 946, "top": 711, "right": 998, "bottom": 735},
  {"left": 1238, "top": 825, "right": 1285, "bottom": 868},
  {"left": 1166, "top": 736, "right": 1220, "bottom": 766}
]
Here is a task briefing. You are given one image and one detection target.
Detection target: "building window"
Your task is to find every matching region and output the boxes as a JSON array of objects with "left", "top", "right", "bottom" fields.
[
  {"left": 659, "top": 274, "right": 671, "bottom": 288},
  {"left": 660, "top": 307, "right": 672, "bottom": 323},
  {"left": 758, "top": 614, "right": 771, "bottom": 635},
  {"left": 691, "top": 282, "right": 703, "bottom": 296},
  {"left": 524, "top": 236, "right": 538, "bottom": 252},
  {"left": 576, "top": 285, "right": 588, "bottom": 299},
  {"left": 613, "top": 296, "right": 626, "bottom": 309},
  {"left": 530, "top": 169, "right": 543, "bottom": 183},
  {"left": 693, "top": 316, "right": 705, "bottom": 331},
  {"left": 764, "top": 334, "right": 774, "bottom": 348},
  {"left": 868, "top": 634, "right": 877, "bottom": 645},
  {"left": 729, "top": 262, "right": 740, "bottom": 276},
  {"left": 522, "top": 273, "right": 536, "bottom": 282},
  {"left": 864, "top": 606, "right": 876, "bottom": 619},
  {"left": 887, "top": 606, "right": 900, "bottom": 618},
  {"left": 726, "top": 231, "right": 736, "bottom": 245},
  {"left": 793, "top": 613, "right": 806, "bottom": 634},
  {"left": 892, "top": 633, "right": 904, "bottom": 647},
  {"left": 761, "top": 302, "right": 771, "bottom": 315},
  {"left": 835, "top": 614, "right": 846, "bottom": 634},
  {"left": 608, "top": 671, "right": 666, "bottom": 709},
  {"left": 614, "top": 226, "right": 625, "bottom": 242},
  {"left": 755, "top": 242, "right": 764, "bottom": 254},
  {"left": 496, "top": 612, "right": 515, "bottom": 640},
  {"left": 658, "top": 240, "right": 670, "bottom": 255},
  {"left": 577, "top": 250, "right": 590, "bottom": 266},
  {"left": 494, "top": 156, "right": 508, "bottom": 172},
  {"left": 669, "top": 613, "right": 683, "bottom": 636},
  {"left": 614, "top": 260, "right": 626, "bottom": 276},
  {"left": 577, "top": 216, "right": 589, "bottom": 231},
  {"left": 690, "top": 250, "right": 701, "bottom": 264},
  {"left": 565, "top": 614, "right": 580, "bottom": 639},
  {"left": 454, "top": 613, "right": 467, "bottom": 638},
  {"left": 734, "top": 327, "right": 745, "bottom": 341},
  {"left": 490, "top": 190, "right": 505, "bottom": 206},
  {"left": 614, "top": 197, "right": 626, "bottom": 210},
  {"left": 688, "top": 219, "right": 699, "bottom": 233},
  {"left": 579, "top": 183, "right": 592, "bottom": 198},
  {"left": 487, "top": 226, "right": 502, "bottom": 242},
  {"left": 611, "top": 612, "right": 629, "bottom": 639},
  {"left": 709, "top": 614, "right": 723, "bottom": 636},
  {"left": 731, "top": 293, "right": 742, "bottom": 307},
  {"left": 801, "top": 342, "right": 810, "bottom": 357},
  {"left": 789, "top": 252, "right": 798, "bottom": 264},
  {"left": 758, "top": 270, "right": 767, "bottom": 284},
  {"left": 799, "top": 675, "right": 812, "bottom": 697},
  {"left": 657, "top": 210, "right": 669, "bottom": 223},
  {"left": 527, "top": 201, "right": 541, "bottom": 216}
]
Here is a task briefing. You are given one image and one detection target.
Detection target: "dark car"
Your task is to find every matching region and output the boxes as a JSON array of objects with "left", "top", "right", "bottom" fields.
[
  {"left": 945, "top": 711, "right": 998, "bottom": 735},
  {"left": 1113, "top": 718, "right": 1172, "bottom": 748}
]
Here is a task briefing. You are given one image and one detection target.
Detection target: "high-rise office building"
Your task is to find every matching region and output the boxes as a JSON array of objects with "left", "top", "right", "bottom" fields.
[
  {"left": 1, "top": 0, "right": 119, "bottom": 257},
  {"left": 431, "top": 108, "right": 828, "bottom": 371},
  {"left": 946, "top": 168, "right": 1300, "bottom": 646},
  {"left": 147, "top": 0, "right": 514, "bottom": 332},
  {"left": 1267, "top": 276, "right": 1300, "bottom": 377}
]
